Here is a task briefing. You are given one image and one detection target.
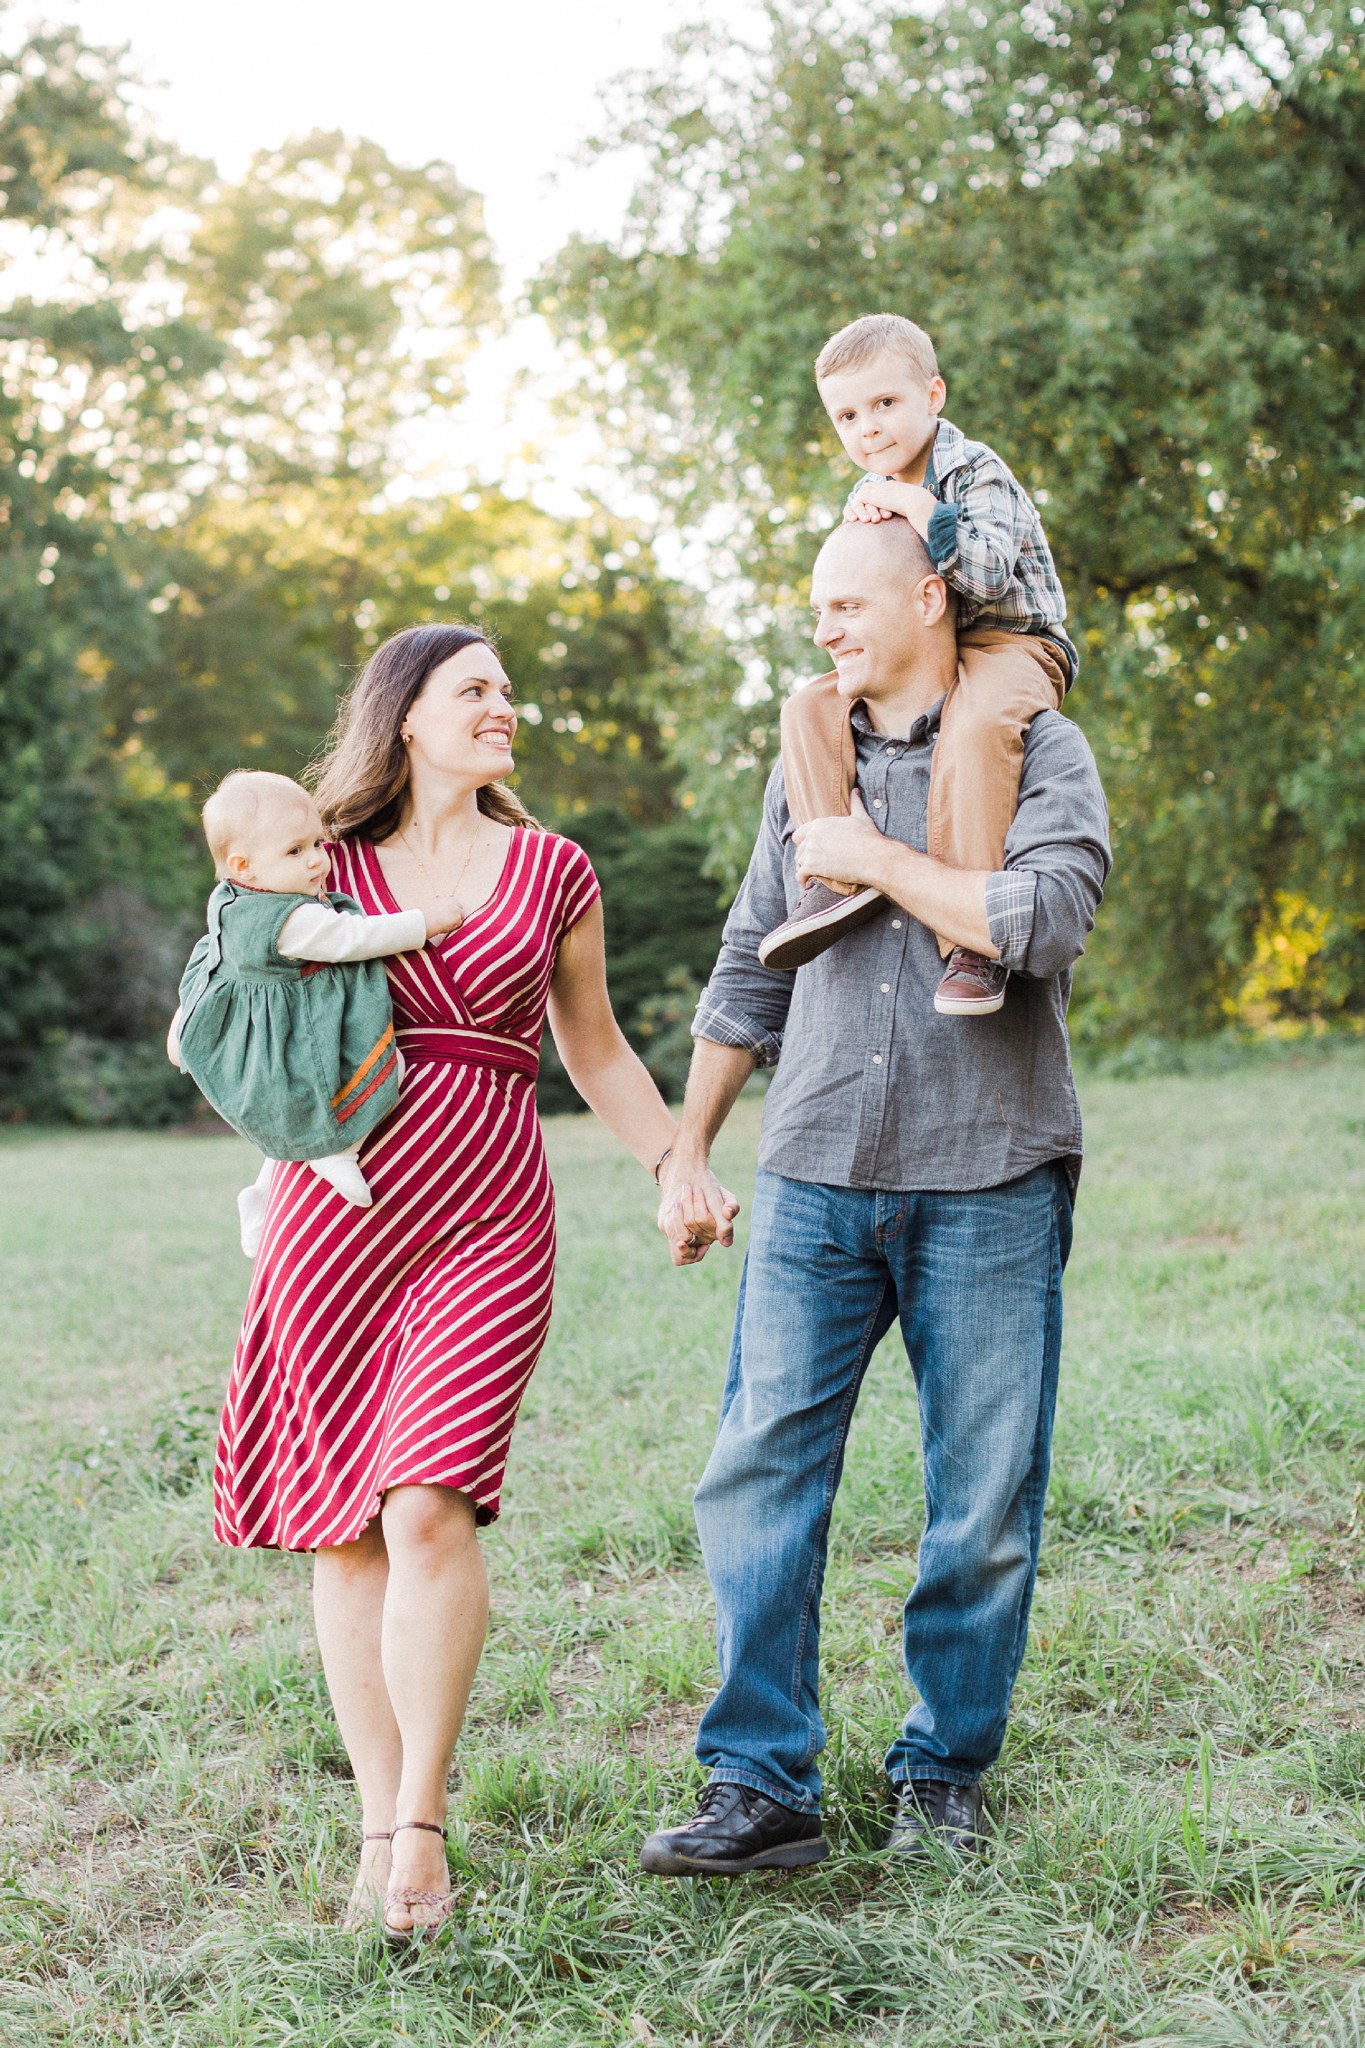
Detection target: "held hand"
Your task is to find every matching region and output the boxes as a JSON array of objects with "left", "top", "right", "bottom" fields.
[
  {"left": 425, "top": 895, "right": 467, "bottom": 938},
  {"left": 657, "top": 1161, "right": 740, "bottom": 1267},
  {"left": 793, "top": 792, "right": 888, "bottom": 891}
]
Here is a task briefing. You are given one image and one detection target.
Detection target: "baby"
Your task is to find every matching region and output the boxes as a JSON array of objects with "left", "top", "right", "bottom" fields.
[
  {"left": 168, "top": 770, "right": 464, "bottom": 1256},
  {"left": 759, "top": 312, "right": 1078, "bottom": 1016}
]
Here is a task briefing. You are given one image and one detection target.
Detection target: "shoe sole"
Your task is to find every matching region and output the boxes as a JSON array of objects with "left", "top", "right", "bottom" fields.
[
  {"left": 933, "top": 989, "right": 1006, "bottom": 1016},
  {"left": 758, "top": 889, "right": 887, "bottom": 973},
  {"left": 639, "top": 1834, "right": 830, "bottom": 1877}
]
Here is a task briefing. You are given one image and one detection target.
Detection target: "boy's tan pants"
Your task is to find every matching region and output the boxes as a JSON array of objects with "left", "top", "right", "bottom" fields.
[{"left": 779, "top": 628, "right": 1069, "bottom": 957}]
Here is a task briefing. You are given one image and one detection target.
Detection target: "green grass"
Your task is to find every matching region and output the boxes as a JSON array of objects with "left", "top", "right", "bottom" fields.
[{"left": 3, "top": 1048, "right": 1365, "bottom": 2045}]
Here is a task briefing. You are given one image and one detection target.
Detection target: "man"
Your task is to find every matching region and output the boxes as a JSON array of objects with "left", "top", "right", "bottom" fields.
[{"left": 648, "top": 515, "right": 1110, "bottom": 1871}]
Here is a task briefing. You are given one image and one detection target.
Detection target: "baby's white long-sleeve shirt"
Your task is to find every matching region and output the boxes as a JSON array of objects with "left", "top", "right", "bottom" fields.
[
  {"left": 167, "top": 898, "right": 427, "bottom": 1069},
  {"left": 275, "top": 900, "right": 427, "bottom": 963}
]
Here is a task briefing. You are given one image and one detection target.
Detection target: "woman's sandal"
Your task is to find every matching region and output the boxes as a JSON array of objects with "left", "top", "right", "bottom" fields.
[
  {"left": 382, "top": 1820, "right": 457, "bottom": 1945},
  {"left": 341, "top": 1829, "right": 393, "bottom": 1933}
]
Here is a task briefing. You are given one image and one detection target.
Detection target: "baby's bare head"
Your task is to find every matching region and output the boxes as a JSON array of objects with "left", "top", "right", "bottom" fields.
[{"left": 202, "top": 771, "right": 328, "bottom": 894}]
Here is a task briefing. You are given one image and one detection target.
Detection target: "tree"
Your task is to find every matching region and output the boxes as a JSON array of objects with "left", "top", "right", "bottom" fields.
[
  {"left": 109, "top": 491, "right": 684, "bottom": 826},
  {"left": 0, "top": 16, "right": 727, "bottom": 1120},
  {"left": 0, "top": 24, "right": 204, "bottom": 1110},
  {"left": 0, "top": 22, "right": 500, "bottom": 1116},
  {"left": 182, "top": 133, "right": 494, "bottom": 492},
  {"left": 540, "top": 0, "right": 1365, "bottom": 1038}
]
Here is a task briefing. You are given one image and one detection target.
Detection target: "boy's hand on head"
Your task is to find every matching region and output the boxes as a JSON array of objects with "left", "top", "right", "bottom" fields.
[
  {"left": 843, "top": 495, "right": 896, "bottom": 524},
  {"left": 851, "top": 477, "right": 937, "bottom": 537}
]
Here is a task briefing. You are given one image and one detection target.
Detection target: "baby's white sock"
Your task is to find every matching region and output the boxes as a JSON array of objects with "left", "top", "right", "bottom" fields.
[
  {"left": 238, "top": 1157, "right": 276, "bottom": 1259},
  {"left": 309, "top": 1147, "right": 374, "bottom": 1209}
]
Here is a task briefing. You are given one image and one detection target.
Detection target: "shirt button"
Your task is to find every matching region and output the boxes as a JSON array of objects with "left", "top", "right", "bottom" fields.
[
  {"left": 872, "top": 1053, "right": 883, "bottom": 1065},
  {"left": 891, "top": 920, "right": 902, "bottom": 930},
  {"left": 873, "top": 798, "right": 884, "bottom": 809},
  {"left": 880, "top": 983, "right": 890, "bottom": 993}
]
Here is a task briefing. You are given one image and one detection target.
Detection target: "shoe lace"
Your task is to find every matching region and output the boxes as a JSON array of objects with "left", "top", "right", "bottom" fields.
[
  {"left": 682, "top": 1781, "right": 747, "bottom": 1831},
  {"left": 900, "top": 1779, "right": 949, "bottom": 1822}
]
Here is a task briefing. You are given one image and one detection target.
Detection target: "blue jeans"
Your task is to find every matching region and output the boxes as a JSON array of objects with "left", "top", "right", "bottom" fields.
[{"left": 692, "top": 1163, "right": 1072, "bottom": 1812}]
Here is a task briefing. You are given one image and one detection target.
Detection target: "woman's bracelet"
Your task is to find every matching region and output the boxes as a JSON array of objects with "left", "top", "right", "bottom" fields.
[{"left": 652, "top": 1144, "right": 673, "bottom": 1186}]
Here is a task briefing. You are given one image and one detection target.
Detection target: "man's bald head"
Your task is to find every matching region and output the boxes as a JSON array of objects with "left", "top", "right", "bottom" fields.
[{"left": 814, "top": 512, "right": 938, "bottom": 591}]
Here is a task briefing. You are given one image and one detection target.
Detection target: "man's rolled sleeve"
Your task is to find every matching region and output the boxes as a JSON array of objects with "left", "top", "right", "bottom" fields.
[
  {"left": 691, "top": 989, "right": 785, "bottom": 1069},
  {"left": 691, "top": 760, "right": 796, "bottom": 1066},
  {"left": 993, "top": 713, "right": 1112, "bottom": 981},
  {"left": 984, "top": 869, "right": 1038, "bottom": 973}
]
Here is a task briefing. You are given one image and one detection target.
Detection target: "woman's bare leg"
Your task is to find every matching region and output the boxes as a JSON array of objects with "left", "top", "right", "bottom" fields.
[
  {"left": 380, "top": 1483, "right": 488, "bottom": 1928},
  {"left": 313, "top": 1517, "right": 402, "bottom": 1916}
]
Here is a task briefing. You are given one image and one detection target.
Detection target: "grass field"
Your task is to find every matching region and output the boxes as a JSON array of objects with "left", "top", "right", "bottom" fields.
[{"left": 3, "top": 1047, "right": 1365, "bottom": 2046}]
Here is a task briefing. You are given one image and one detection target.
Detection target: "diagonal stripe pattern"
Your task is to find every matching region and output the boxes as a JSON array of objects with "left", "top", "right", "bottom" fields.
[{"left": 213, "top": 828, "right": 601, "bottom": 1551}]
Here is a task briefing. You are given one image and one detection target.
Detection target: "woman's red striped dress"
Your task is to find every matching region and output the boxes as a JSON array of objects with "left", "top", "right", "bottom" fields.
[{"left": 213, "top": 828, "right": 600, "bottom": 1551}]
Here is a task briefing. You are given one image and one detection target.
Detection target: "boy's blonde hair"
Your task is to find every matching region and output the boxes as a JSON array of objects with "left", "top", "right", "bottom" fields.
[
  {"left": 202, "top": 769, "right": 310, "bottom": 876},
  {"left": 816, "top": 313, "right": 939, "bottom": 387}
]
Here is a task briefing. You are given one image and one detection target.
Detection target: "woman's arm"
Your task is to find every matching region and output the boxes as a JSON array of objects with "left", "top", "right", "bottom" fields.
[
  {"left": 547, "top": 900, "right": 737, "bottom": 1232},
  {"left": 547, "top": 902, "right": 675, "bottom": 1172}
]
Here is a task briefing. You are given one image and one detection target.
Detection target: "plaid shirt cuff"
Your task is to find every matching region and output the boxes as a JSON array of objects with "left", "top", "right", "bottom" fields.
[
  {"left": 926, "top": 501, "right": 960, "bottom": 570},
  {"left": 692, "top": 993, "right": 784, "bottom": 1069},
  {"left": 984, "top": 869, "right": 1038, "bottom": 973}
]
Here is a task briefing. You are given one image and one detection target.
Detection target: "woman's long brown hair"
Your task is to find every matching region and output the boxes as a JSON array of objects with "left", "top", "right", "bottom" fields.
[{"left": 309, "top": 623, "right": 539, "bottom": 842}]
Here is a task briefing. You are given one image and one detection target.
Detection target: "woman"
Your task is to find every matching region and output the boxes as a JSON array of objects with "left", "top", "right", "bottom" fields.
[{"left": 213, "top": 622, "right": 730, "bottom": 1938}]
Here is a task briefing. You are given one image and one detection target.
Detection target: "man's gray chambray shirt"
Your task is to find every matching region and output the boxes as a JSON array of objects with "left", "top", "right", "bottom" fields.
[{"left": 692, "top": 698, "right": 1111, "bottom": 1195}]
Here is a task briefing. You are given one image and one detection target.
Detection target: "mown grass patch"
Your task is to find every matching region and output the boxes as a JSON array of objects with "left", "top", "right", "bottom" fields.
[{"left": 2, "top": 1050, "right": 1365, "bottom": 2043}]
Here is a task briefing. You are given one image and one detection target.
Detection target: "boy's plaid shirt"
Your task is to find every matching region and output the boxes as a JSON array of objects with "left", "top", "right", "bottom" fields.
[{"left": 849, "top": 416, "right": 1079, "bottom": 680}]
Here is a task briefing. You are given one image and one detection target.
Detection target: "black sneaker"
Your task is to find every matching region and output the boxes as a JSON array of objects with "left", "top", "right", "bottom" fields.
[
  {"left": 886, "top": 1778, "right": 988, "bottom": 1857},
  {"left": 640, "top": 1781, "right": 829, "bottom": 1876},
  {"left": 758, "top": 881, "right": 887, "bottom": 973}
]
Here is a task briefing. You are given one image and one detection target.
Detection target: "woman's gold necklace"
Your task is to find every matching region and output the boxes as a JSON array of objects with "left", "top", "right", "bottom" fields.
[{"left": 398, "top": 819, "right": 483, "bottom": 908}]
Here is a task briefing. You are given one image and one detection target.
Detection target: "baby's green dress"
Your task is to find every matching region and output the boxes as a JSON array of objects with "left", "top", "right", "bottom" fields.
[{"left": 176, "top": 883, "right": 402, "bottom": 1159}]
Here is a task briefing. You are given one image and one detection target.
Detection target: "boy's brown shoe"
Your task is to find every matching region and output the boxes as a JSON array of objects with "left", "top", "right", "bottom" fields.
[
  {"left": 934, "top": 948, "right": 1009, "bottom": 1016},
  {"left": 758, "top": 881, "right": 887, "bottom": 973}
]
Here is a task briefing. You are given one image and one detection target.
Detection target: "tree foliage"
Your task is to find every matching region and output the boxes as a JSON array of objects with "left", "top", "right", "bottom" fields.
[
  {"left": 0, "top": 26, "right": 190, "bottom": 1098},
  {"left": 0, "top": 19, "right": 722, "bottom": 1121},
  {"left": 541, "top": 0, "right": 1365, "bottom": 1038}
]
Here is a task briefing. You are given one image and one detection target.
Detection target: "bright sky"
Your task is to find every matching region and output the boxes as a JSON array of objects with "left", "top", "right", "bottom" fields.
[{"left": 54, "top": 0, "right": 770, "bottom": 510}]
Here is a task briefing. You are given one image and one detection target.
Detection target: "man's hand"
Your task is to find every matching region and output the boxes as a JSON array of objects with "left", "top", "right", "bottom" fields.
[
  {"left": 657, "top": 1157, "right": 740, "bottom": 1267},
  {"left": 845, "top": 478, "right": 937, "bottom": 538},
  {"left": 793, "top": 792, "right": 889, "bottom": 893}
]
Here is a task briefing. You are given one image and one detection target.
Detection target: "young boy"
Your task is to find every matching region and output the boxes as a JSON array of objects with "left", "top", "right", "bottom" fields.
[{"left": 758, "top": 312, "right": 1078, "bottom": 1015}]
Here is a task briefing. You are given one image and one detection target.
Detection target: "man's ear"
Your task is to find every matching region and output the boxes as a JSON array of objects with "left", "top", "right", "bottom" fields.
[{"left": 916, "top": 573, "right": 952, "bottom": 628}]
